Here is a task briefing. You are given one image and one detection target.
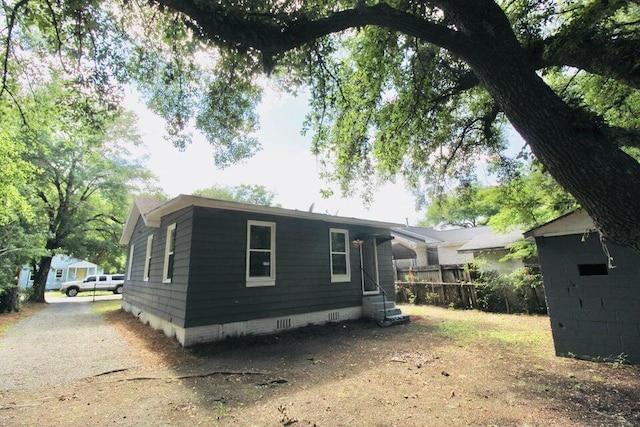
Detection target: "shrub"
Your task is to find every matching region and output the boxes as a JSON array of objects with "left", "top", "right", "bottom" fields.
[{"left": 474, "top": 267, "right": 546, "bottom": 314}]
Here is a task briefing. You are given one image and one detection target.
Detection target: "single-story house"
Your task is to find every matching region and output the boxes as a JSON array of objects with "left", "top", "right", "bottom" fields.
[
  {"left": 120, "top": 195, "right": 408, "bottom": 347},
  {"left": 18, "top": 255, "right": 102, "bottom": 290},
  {"left": 526, "top": 209, "right": 640, "bottom": 363}
]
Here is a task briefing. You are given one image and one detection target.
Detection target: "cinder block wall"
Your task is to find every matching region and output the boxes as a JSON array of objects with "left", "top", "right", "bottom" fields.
[{"left": 535, "top": 234, "right": 640, "bottom": 364}]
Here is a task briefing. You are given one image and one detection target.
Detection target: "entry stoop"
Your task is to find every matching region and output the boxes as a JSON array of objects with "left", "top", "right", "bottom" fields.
[{"left": 362, "top": 295, "right": 410, "bottom": 327}]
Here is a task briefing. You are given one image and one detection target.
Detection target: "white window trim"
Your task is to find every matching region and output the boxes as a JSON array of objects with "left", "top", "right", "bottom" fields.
[
  {"left": 163, "top": 223, "right": 176, "bottom": 284},
  {"left": 143, "top": 234, "right": 153, "bottom": 282},
  {"left": 246, "top": 220, "right": 276, "bottom": 287},
  {"left": 126, "top": 244, "right": 135, "bottom": 280},
  {"left": 330, "top": 228, "right": 351, "bottom": 283},
  {"left": 54, "top": 269, "right": 64, "bottom": 281}
]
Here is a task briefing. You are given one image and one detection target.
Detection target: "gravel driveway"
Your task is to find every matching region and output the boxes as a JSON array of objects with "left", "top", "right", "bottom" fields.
[{"left": 0, "top": 298, "right": 139, "bottom": 391}]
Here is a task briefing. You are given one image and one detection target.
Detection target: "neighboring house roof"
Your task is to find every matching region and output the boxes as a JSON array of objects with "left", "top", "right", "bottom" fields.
[
  {"left": 457, "top": 228, "right": 524, "bottom": 253},
  {"left": 120, "top": 195, "right": 403, "bottom": 245},
  {"left": 66, "top": 260, "right": 99, "bottom": 269},
  {"left": 392, "top": 225, "right": 493, "bottom": 246},
  {"left": 524, "top": 209, "right": 595, "bottom": 239},
  {"left": 392, "top": 226, "right": 442, "bottom": 244},
  {"left": 50, "top": 255, "right": 97, "bottom": 269}
]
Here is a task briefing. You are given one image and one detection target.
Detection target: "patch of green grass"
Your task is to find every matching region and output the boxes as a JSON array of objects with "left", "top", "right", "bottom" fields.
[
  {"left": 433, "top": 319, "right": 547, "bottom": 348},
  {"left": 0, "top": 323, "right": 16, "bottom": 334},
  {"left": 91, "top": 300, "right": 122, "bottom": 315},
  {"left": 434, "top": 319, "right": 478, "bottom": 340}
]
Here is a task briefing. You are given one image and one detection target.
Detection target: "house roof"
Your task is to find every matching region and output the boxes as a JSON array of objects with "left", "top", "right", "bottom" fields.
[
  {"left": 120, "top": 195, "right": 403, "bottom": 245},
  {"left": 391, "top": 226, "right": 442, "bottom": 244},
  {"left": 524, "top": 209, "right": 595, "bottom": 239},
  {"left": 457, "top": 228, "right": 524, "bottom": 253},
  {"left": 119, "top": 197, "right": 165, "bottom": 245},
  {"left": 66, "top": 260, "right": 99, "bottom": 269},
  {"left": 392, "top": 225, "right": 493, "bottom": 246}
]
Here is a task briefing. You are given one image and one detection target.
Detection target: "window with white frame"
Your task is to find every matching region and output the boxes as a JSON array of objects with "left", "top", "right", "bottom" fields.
[
  {"left": 330, "top": 228, "right": 350, "bottom": 282},
  {"left": 143, "top": 234, "right": 153, "bottom": 281},
  {"left": 246, "top": 220, "right": 276, "bottom": 287},
  {"left": 54, "top": 269, "right": 64, "bottom": 281},
  {"left": 126, "top": 244, "right": 135, "bottom": 280},
  {"left": 163, "top": 223, "right": 176, "bottom": 283}
]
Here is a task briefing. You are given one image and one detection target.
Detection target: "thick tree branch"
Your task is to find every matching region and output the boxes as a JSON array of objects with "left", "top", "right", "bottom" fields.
[
  {"left": 153, "top": 1, "right": 472, "bottom": 59},
  {"left": 1, "top": 0, "right": 29, "bottom": 102}
]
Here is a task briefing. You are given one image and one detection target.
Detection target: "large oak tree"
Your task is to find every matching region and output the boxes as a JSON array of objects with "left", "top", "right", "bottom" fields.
[{"left": 2, "top": 1, "right": 639, "bottom": 249}]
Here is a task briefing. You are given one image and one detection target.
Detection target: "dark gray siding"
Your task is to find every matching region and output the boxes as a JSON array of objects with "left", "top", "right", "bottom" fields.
[
  {"left": 184, "top": 207, "right": 395, "bottom": 328},
  {"left": 123, "top": 207, "right": 194, "bottom": 327},
  {"left": 536, "top": 234, "right": 640, "bottom": 363}
]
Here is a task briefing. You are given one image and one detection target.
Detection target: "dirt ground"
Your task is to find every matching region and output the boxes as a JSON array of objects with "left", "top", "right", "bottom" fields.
[{"left": 1, "top": 303, "right": 639, "bottom": 426}]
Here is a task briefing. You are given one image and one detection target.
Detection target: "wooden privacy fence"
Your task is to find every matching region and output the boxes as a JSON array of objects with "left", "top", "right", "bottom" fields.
[{"left": 395, "top": 281, "right": 479, "bottom": 309}]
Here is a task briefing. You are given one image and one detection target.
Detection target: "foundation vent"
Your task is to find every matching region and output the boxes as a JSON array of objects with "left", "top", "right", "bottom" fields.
[
  {"left": 328, "top": 311, "right": 340, "bottom": 322},
  {"left": 276, "top": 318, "right": 291, "bottom": 329}
]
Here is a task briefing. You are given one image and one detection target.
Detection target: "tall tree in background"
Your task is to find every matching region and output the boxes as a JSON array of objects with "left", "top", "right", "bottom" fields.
[
  {"left": 420, "top": 162, "right": 579, "bottom": 231},
  {"left": 487, "top": 161, "right": 579, "bottom": 232},
  {"left": 17, "top": 80, "right": 156, "bottom": 302},
  {"left": 1, "top": 1, "right": 639, "bottom": 250},
  {"left": 193, "top": 184, "right": 277, "bottom": 206},
  {"left": 421, "top": 180, "right": 499, "bottom": 228}
]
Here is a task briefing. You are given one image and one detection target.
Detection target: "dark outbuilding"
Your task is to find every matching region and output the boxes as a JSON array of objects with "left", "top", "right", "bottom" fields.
[{"left": 526, "top": 210, "right": 640, "bottom": 364}]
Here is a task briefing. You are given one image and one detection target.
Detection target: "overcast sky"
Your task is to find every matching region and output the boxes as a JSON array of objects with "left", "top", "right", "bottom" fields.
[{"left": 125, "top": 86, "right": 424, "bottom": 225}]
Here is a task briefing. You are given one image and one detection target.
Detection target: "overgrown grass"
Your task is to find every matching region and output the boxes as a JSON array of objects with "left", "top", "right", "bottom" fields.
[{"left": 91, "top": 300, "right": 122, "bottom": 315}]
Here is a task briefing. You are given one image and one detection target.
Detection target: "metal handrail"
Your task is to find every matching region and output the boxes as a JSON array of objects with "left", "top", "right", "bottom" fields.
[{"left": 360, "top": 266, "right": 389, "bottom": 322}]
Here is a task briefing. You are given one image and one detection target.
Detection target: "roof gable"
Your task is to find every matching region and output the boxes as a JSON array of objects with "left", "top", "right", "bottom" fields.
[
  {"left": 119, "top": 197, "right": 165, "bottom": 245},
  {"left": 524, "top": 209, "right": 595, "bottom": 239}
]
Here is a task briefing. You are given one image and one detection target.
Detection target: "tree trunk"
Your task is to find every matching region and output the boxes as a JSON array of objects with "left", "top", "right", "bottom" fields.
[
  {"left": 31, "top": 255, "right": 52, "bottom": 303},
  {"left": 443, "top": 1, "right": 640, "bottom": 251}
]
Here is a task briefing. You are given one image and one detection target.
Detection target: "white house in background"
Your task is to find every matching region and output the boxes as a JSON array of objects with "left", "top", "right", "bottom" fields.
[
  {"left": 391, "top": 225, "right": 525, "bottom": 272},
  {"left": 392, "top": 226, "right": 495, "bottom": 268},
  {"left": 18, "top": 255, "right": 103, "bottom": 290}
]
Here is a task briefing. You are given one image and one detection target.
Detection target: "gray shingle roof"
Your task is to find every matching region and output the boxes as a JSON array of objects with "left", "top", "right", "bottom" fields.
[
  {"left": 457, "top": 228, "right": 524, "bottom": 253},
  {"left": 392, "top": 225, "right": 494, "bottom": 245}
]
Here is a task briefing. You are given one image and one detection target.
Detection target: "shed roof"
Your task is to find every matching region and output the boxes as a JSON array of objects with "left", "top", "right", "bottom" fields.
[
  {"left": 120, "top": 195, "right": 403, "bottom": 245},
  {"left": 524, "top": 209, "right": 595, "bottom": 239}
]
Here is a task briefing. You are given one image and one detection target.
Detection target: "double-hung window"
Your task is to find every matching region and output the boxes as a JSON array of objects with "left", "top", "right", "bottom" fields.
[
  {"left": 163, "top": 223, "right": 176, "bottom": 283},
  {"left": 246, "top": 220, "right": 276, "bottom": 287},
  {"left": 126, "top": 244, "right": 135, "bottom": 280},
  {"left": 330, "top": 228, "right": 350, "bottom": 282},
  {"left": 143, "top": 235, "right": 153, "bottom": 281}
]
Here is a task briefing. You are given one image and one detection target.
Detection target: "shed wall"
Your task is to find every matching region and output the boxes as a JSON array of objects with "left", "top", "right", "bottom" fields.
[{"left": 536, "top": 234, "right": 640, "bottom": 363}]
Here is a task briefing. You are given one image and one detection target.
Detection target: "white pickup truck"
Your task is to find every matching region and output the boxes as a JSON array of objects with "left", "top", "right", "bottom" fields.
[{"left": 60, "top": 274, "right": 125, "bottom": 297}]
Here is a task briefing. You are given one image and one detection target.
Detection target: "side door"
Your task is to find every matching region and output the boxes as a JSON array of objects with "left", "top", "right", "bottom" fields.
[{"left": 361, "top": 239, "right": 380, "bottom": 295}]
